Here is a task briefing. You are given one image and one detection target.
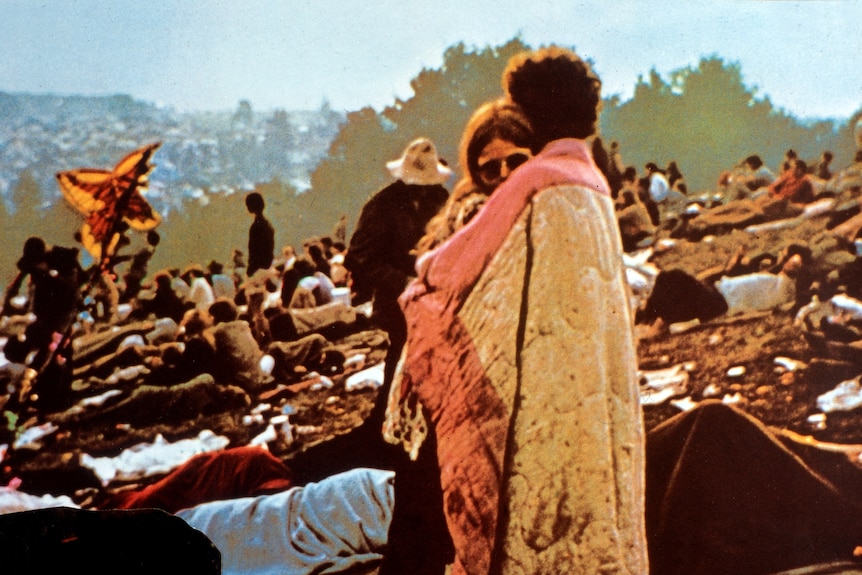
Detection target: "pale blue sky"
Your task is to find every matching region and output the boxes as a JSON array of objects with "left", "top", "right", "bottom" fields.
[{"left": 2, "top": 0, "right": 860, "bottom": 120}]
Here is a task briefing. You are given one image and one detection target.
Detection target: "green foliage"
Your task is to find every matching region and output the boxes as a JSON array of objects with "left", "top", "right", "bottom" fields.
[
  {"left": 3, "top": 41, "right": 861, "bottom": 286},
  {"left": 302, "top": 44, "right": 860, "bottom": 245},
  {"left": 294, "top": 38, "right": 531, "bottom": 242},
  {"left": 599, "top": 55, "right": 859, "bottom": 193}
]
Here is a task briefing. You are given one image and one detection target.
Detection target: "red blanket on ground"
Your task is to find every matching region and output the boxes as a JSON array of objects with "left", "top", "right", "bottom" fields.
[{"left": 101, "top": 445, "right": 293, "bottom": 514}]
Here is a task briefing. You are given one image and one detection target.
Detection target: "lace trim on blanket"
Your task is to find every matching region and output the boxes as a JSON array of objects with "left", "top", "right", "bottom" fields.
[{"left": 382, "top": 349, "right": 427, "bottom": 461}]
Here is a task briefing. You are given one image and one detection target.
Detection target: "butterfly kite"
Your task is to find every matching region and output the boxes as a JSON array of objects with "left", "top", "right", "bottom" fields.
[{"left": 56, "top": 142, "right": 162, "bottom": 263}]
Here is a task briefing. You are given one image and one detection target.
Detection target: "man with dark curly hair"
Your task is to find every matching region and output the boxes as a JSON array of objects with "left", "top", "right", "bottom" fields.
[{"left": 502, "top": 45, "right": 602, "bottom": 144}]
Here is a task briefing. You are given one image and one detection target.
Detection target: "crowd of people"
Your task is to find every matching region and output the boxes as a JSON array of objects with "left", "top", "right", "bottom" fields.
[
  {"left": 608, "top": 140, "right": 862, "bottom": 253},
  {"left": 2, "top": 45, "right": 862, "bottom": 575}
]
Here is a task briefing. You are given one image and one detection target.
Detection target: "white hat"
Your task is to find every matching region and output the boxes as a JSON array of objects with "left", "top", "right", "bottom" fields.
[{"left": 386, "top": 137, "right": 452, "bottom": 185}]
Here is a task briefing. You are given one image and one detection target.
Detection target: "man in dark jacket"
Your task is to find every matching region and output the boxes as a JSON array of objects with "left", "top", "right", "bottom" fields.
[
  {"left": 245, "top": 192, "right": 275, "bottom": 277},
  {"left": 344, "top": 138, "right": 450, "bottom": 412},
  {"left": 290, "top": 137, "right": 450, "bottom": 483}
]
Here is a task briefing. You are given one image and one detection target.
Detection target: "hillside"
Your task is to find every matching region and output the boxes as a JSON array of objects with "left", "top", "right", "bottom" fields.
[{"left": 4, "top": 189, "right": 862, "bottom": 507}]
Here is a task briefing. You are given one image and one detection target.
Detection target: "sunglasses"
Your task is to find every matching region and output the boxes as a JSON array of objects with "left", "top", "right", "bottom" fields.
[{"left": 477, "top": 152, "right": 531, "bottom": 184}]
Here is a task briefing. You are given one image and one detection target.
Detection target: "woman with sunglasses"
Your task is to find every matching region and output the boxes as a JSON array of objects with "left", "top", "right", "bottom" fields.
[
  {"left": 390, "top": 47, "right": 647, "bottom": 575},
  {"left": 379, "top": 97, "right": 537, "bottom": 575},
  {"left": 417, "top": 98, "right": 535, "bottom": 255}
]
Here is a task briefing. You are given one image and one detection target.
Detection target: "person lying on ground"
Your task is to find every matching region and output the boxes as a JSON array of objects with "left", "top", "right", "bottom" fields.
[
  {"left": 636, "top": 243, "right": 811, "bottom": 337},
  {"left": 72, "top": 400, "right": 862, "bottom": 575}
]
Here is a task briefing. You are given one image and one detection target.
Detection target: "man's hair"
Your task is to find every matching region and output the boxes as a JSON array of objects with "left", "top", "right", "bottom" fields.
[
  {"left": 503, "top": 46, "right": 601, "bottom": 146},
  {"left": 744, "top": 155, "right": 764, "bottom": 169},
  {"left": 245, "top": 192, "right": 265, "bottom": 213}
]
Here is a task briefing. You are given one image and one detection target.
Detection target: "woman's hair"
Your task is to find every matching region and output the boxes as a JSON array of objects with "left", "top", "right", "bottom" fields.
[
  {"left": 461, "top": 98, "right": 534, "bottom": 194},
  {"left": 416, "top": 100, "right": 534, "bottom": 255},
  {"left": 503, "top": 46, "right": 601, "bottom": 145}
]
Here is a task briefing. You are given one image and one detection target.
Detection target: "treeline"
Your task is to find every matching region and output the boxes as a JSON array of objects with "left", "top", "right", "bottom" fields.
[
  {"left": 600, "top": 57, "right": 859, "bottom": 196},
  {"left": 298, "top": 38, "right": 861, "bottom": 244},
  {"left": 2, "top": 37, "right": 860, "bottom": 284}
]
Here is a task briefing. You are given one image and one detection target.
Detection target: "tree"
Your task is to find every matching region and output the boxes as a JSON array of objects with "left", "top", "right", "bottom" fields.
[
  {"left": 599, "top": 56, "right": 848, "bottom": 194},
  {"left": 293, "top": 38, "right": 532, "bottom": 245},
  {"left": 231, "top": 100, "right": 254, "bottom": 131}
]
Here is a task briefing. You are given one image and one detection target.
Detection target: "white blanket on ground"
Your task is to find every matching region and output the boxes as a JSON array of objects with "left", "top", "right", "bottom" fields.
[
  {"left": 80, "top": 429, "right": 230, "bottom": 486},
  {"left": 177, "top": 468, "right": 394, "bottom": 575},
  {"left": 0, "top": 486, "right": 79, "bottom": 515},
  {"left": 715, "top": 272, "right": 794, "bottom": 316}
]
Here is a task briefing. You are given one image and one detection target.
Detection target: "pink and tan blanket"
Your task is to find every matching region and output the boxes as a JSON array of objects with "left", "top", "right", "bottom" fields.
[{"left": 395, "top": 139, "right": 648, "bottom": 575}]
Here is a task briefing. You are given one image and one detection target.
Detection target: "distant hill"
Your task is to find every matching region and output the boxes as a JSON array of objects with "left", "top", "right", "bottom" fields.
[
  {"left": 0, "top": 91, "right": 344, "bottom": 216},
  {"left": 0, "top": 91, "right": 346, "bottom": 280}
]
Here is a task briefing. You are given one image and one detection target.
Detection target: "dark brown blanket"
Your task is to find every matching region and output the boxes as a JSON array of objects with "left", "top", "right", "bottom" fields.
[{"left": 647, "top": 401, "right": 862, "bottom": 575}]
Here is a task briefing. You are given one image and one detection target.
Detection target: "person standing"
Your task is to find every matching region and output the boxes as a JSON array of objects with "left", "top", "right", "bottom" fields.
[
  {"left": 287, "top": 138, "right": 451, "bottom": 485},
  {"left": 392, "top": 47, "right": 648, "bottom": 574},
  {"left": 244, "top": 192, "right": 275, "bottom": 277},
  {"left": 343, "top": 137, "right": 451, "bottom": 422}
]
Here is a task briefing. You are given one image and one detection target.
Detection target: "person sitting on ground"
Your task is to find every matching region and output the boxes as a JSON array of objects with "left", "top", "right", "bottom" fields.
[
  {"left": 183, "top": 265, "right": 215, "bottom": 311},
  {"left": 605, "top": 139, "right": 626, "bottom": 199},
  {"left": 273, "top": 245, "right": 296, "bottom": 271},
  {"left": 825, "top": 149, "right": 862, "bottom": 197},
  {"left": 720, "top": 154, "right": 777, "bottom": 203},
  {"left": 207, "top": 297, "right": 272, "bottom": 391},
  {"left": 742, "top": 154, "right": 777, "bottom": 191},
  {"left": 616, "top": 187, "right": 657, "bottom": 252},
  {"left": 206, "top": 260, "right": 236, "bottom": 301},
  {"left": 815, "top": 150, "right": 834, "bottom": 181},
  {"left": 646, "top": 161, "right": 671, "bottom": 204},
  {"left": 637, "top": 174, "right": 662, "bottom": 227},
  {"left": 666, "top": 160, "right": 686, "bottom": 193},
  {"left": 286, "top": 256, "right": 335, "bottom": 309},
  {"left": 243, "top": 284, "right": 272, "bottom": 347},
  {"left": 328, "top": 242, "right": 349, "bottom": 287},
  {"left": 616, "top": 164, "right": 639, "bottom": 201},
  {"left": 304, "top": 239, "right": 332, "bottom": 278},
  {"left": 769, "top": 158, "right": 815, "bottom": 204},
  {"left": 133, "top": 270, "right": 192, "bottom": 323},
  {"left": 782, "top": 148, "right": 799, "bottom": 172},
  {"left": 164, "top": 307, "right": 217, "bottom": 384}
]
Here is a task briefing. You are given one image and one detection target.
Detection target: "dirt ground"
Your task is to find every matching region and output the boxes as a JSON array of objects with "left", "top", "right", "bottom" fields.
[{"left": 4, "top": 206, "right": 862, "bottom": 503}]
